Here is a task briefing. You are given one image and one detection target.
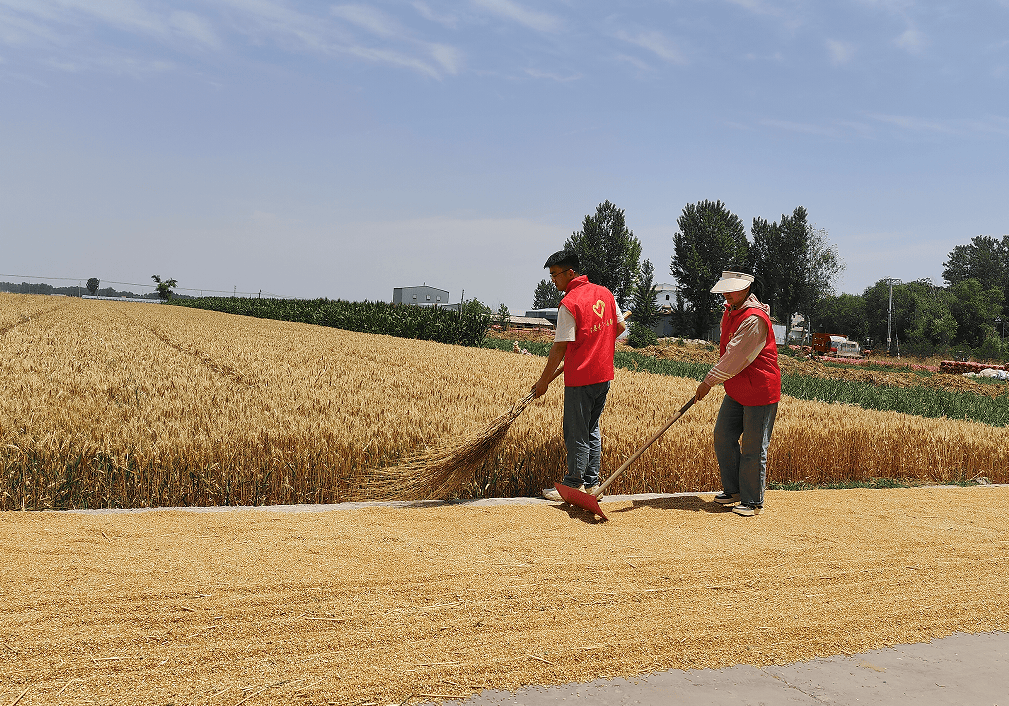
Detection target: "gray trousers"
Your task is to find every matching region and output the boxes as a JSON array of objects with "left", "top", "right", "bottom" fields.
[
  {"left": 713, "top": 395, "right": 778, "bottom": 506},
  {"left": 561, "top": 381, "right": 611, "bottom": 488}
]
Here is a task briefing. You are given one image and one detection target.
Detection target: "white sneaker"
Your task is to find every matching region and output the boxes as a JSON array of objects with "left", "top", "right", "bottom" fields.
[{"left": 542, "top": 487, "right": 563, "bottom": 502}]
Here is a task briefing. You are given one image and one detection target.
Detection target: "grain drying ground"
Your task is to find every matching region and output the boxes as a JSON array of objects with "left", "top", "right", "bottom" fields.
[
  {"left": 2, "top": 293, "right": 1006, "bottom": 512},
  {"left": 2, "top": 487, "right": 1008, "bottom": 705}
]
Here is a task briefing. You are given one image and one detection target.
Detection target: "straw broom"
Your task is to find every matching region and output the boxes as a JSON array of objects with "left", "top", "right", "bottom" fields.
[{"left": 355, "top": 390, "right": 537, "bottom": 501}]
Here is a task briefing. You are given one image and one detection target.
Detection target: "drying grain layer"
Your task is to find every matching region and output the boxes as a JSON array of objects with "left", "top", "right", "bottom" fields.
[
  {"left": 1, "top": 293, "right": 1006, "bottom": 511},
  {"left": 2, "top": 487, "right": 1008, "bottom": 705}
]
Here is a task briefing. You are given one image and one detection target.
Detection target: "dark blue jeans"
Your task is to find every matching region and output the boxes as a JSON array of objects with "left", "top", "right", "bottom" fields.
[
  {"left": 561, "top": 381, "right": 611, "bottom": 488},
  {"left": 713, "top": 395, "right": 778, "bottom": 507}
]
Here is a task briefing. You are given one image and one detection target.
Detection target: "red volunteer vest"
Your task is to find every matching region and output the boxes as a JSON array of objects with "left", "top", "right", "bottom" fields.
[
  {"left": 720, "top": 304, "right": 782, "bottom": 406},
  {"left": 560, "top": 276, "right": 620, "bottom": 387}
]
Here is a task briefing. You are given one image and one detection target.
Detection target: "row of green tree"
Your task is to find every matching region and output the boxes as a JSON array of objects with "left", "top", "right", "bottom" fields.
[
  {"left": 531, "top": 199, "right": 843, "bottom": 348},
  {"left": 1, "top": 276, "right": 182, "bottom": 300},
  {"left": 816, "top": 236, "right": 1009, "bottom": 357},
  {"left": 0, "top": 280, "right": 156, "bottom": 299},
  {"left": 536, "top": 199, "right": 1009, "bottom": 358}
]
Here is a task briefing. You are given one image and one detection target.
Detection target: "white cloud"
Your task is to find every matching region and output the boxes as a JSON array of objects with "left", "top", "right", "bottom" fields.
[
  {"left": 411, "top": 1, "right": 458, "bottom": 29},
  {"left": 329, "top": 4, "right": 462, "bottom": 76},
  {"left": 894, "top": 27, "right": 927, "bottom": 54},
  {"left": 744, "top": 51, "right": 785, "bottom": 63},
  {"left": 616, "top": 29, "right": 687, "bottom": 65},
  {"left": 43, "top": 52, "right": 175, "bottom": 77},
  {"left": 218, "top": 0, "right": 341, "bottom": 55},
  {"left": 0, "top": 8, "right": 58, "bottom": 47},
  {"left": 720, "top": 0, "right": 804, "bottom": 27},
  {"left": 614, "top": 53, "right": 655, "bottom": 73},
  {"left": 0, "top": 0, "right": 467, "bottom": 79},
  {"left": 169, "top": 11, "right": 220, "bottom": 49},
  {"left": 0, "top": 0, "right": 172, "bottom": 47},
  {"left": 525, "top": 67, "right": 580, "bottom": 82},
  {"left": 470, "top": 0, "right": 562, "bottom": 33},
  {"left": 871, "top": 113, "right": 1009, "bottom": 137},
  {"left": 724, "top": 0, "right": 776, "bottom": 14},
  {"left": 870, "top": 114, "right": 956, "bottom": 134},
  {"left": 826, "top": 39, "right": 855, "bottom": 66},
  {"left": 331, "top": 5, "right": 400, "bottom": 38},
  {"left": 429, "top": 43, "right": 462, "bottom": 74},
  {"left": 760, "top": 118, "right": 840, "bottom": 137},
  {"left": 341, "top": 44, "right": 443, "bottom": 78}
]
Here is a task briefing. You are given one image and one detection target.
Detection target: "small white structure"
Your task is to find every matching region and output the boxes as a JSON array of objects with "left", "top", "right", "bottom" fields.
[{"left": 653, "top": 283, "right": 678, "bottom": 308}]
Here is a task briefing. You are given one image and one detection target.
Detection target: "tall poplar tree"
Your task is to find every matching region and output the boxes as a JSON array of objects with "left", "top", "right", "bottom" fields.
[
  {"left": 670, "top": 200, "right": 748, "bottom": 339},
  {"left": 751, "top": 206, "right": 843, "bottom": 339},
  {"left": 564, "top": 200, "right": 642, "bottom": 310},
  {"left": 532, "top": 278, "right": 562, "bottom": 309}
]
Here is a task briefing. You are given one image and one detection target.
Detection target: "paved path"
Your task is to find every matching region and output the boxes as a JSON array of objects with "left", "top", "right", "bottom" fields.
[
  {"left": 60, "top": 486, "right": 1009, "bottom": 516},
  {"left": 457, "top": 631, "right": 1008, "bottom": 705}
]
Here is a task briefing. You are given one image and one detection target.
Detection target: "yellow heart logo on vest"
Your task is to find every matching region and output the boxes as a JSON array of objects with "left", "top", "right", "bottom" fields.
[{"left": 592, "top": 300, "right": 605, "bottom": 318}]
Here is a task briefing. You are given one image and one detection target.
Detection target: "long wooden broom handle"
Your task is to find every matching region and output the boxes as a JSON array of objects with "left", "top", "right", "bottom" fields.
[{"left": 596, "top": 396, "right": 696, "bottom": 494}]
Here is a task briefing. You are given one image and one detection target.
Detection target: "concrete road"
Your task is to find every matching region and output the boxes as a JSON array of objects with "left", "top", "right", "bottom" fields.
[{"left": 456, "top": 631, "right": 1008, "bottom": 706}]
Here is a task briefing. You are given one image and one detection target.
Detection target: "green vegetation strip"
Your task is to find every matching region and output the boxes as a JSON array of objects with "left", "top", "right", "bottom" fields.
[
  {"left": 174, "top": 297, "right": 490, "bottom": 347},
  {"left": 484, "top": 338, "right": 1009, "bottom": 427}
]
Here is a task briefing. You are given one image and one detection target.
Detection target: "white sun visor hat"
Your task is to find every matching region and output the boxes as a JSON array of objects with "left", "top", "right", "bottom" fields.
[{"left": 710, "top": 271, "right": 755, "bottom": 294}]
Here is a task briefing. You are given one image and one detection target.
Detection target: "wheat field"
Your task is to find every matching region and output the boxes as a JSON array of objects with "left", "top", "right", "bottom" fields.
[{"left": 0, "top": 293, "right": 1004, "bottom": 511}]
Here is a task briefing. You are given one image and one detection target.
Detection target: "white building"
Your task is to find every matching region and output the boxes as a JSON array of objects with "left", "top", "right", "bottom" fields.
[{"left": 392, "top": 285, "right": 449, "bottom": 306}]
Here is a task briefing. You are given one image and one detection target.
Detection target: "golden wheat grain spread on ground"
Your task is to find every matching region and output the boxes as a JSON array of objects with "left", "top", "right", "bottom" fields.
[
  {"left": 1, "top": 292, "right": 1006, "bottom": 511},
  {"left": 1, "top": 488, "right": 1008, "bottom": 705}
]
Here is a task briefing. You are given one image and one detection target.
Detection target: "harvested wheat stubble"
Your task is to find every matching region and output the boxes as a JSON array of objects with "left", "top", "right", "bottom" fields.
[{"left": 2, "top": 487, "right": 1008, "bottom": 705}]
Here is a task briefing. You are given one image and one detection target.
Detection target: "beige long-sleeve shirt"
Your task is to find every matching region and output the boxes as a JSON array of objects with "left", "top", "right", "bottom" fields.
[{"left": 703, "top": 295, "right": 771, "bottom": 387}]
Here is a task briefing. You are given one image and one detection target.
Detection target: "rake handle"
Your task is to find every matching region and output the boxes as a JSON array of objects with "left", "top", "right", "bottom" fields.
[{"left": 596, "top": 396, "right": 696, "bottom": 495}]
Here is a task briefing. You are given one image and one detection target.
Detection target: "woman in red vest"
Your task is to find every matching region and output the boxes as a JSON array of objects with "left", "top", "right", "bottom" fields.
[
  {"left": 532, "top": 250, "right": 626, "bottom": 501},
  {"left": 695, "top": 271, "right": 781, "bottom": 516}
]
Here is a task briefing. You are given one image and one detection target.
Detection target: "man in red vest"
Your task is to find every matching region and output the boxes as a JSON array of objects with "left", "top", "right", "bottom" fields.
[
  {"left": 695, "top": 271, "right": 781, "bottom": 516},
  {"left": 532, "top": 250, "right": 626, "bottom": 501}
]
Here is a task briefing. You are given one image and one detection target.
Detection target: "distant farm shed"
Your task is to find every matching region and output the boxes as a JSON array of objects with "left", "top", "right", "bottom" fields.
[
  {"left": 524, "top": 308, "right": 559, "bottom": 325},
  {"left": 507, "top": 315, "right": 553, "bottom": 329},
  {"left": 392, "top": 286, "right": 449, "bottom": 306}
]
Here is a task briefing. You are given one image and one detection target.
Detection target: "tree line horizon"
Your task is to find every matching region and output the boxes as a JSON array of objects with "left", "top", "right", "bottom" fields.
[{"left": 532, "top": 199, "right": 1009, "bottom": 358}]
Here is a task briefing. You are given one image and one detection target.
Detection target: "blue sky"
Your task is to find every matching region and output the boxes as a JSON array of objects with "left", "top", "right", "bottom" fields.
[{"left": 2, "top": 1, "right": 1008, "bottom": 310}]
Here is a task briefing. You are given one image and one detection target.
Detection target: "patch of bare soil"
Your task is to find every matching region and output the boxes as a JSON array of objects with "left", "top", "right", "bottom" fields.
[
  {"left": 3, "top": 488, "right": 1008, "bottom": 705},
  {"left": 490, "top": 329, "right": 555, "bottom": 345},
  {"left": 777, "top": 357, "right": 1008, "bottom": 396},
  {"left": 621, "top": 341, "right": 721, "bottom": 365}
]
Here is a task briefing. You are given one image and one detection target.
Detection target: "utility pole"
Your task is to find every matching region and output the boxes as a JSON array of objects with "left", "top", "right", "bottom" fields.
[
  {"left": 885, "top": 278, "right": 902, "bottom": 357},
  {"left": 886, "top": 279, "right": 893, "bottom": 351}
]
